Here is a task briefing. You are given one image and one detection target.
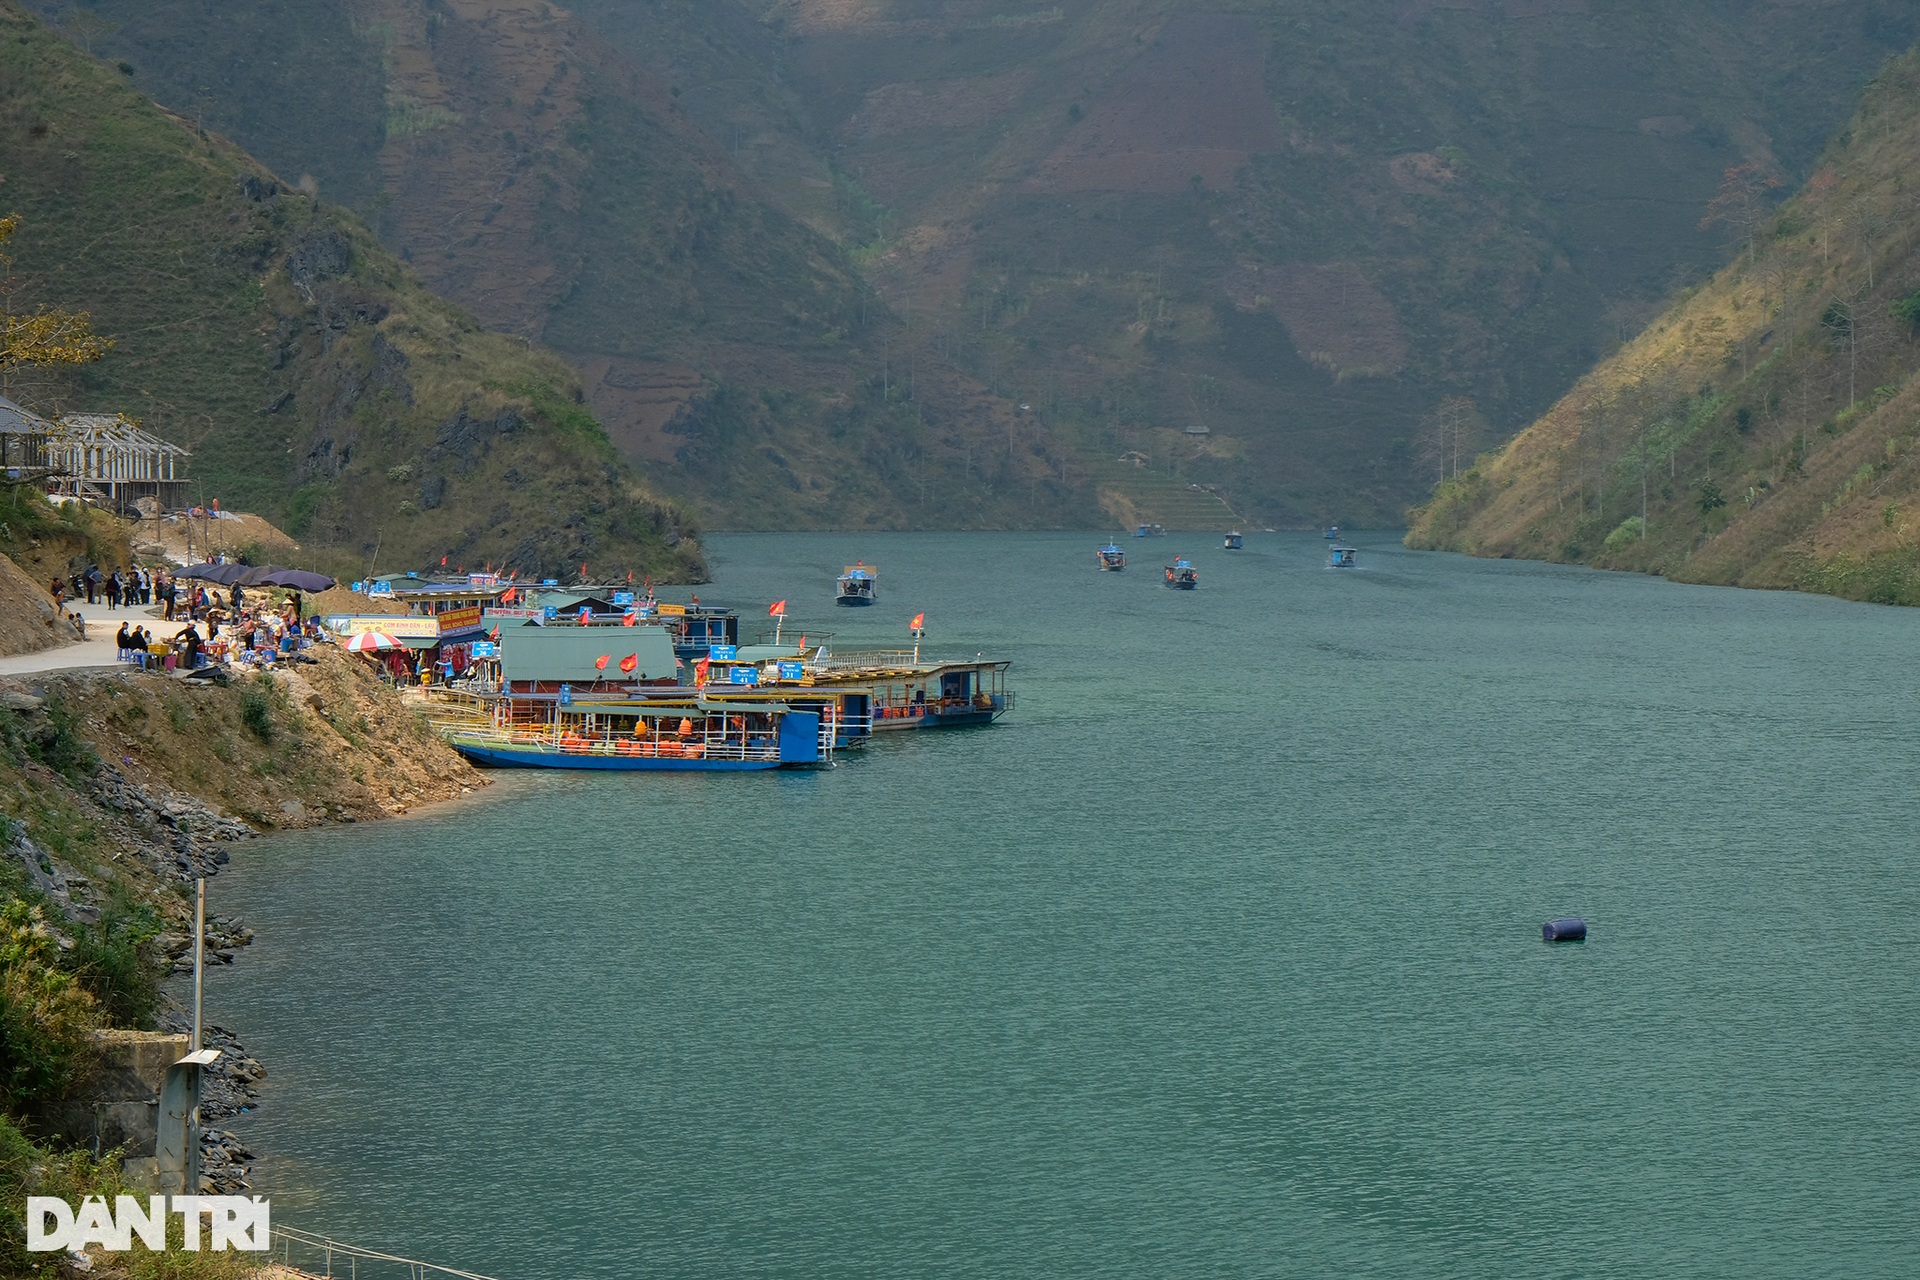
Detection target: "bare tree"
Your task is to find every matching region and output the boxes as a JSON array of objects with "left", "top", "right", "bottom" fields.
[
  {"left": 1701, "top": 161, "right": 1784, "bottom": 262},
  {"left": 1414, "top": 395, "right": 1485, "bottom": 486}
]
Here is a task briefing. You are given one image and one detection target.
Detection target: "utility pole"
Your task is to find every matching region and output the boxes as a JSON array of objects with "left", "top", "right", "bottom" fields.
[{"left": 191, "top": 877, "right": 206, "bottom": 1191}]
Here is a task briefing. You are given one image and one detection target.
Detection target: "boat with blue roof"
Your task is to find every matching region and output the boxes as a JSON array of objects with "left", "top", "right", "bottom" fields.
[
  {"left": 835, "top": 562, "right": 878, "bottom": 606},
  {"left": 1164, "top": 557, "right": 1198, "bottom": 589},
  {"left": 1096, "top": 541, "right": 1127, "bottom": 571}
]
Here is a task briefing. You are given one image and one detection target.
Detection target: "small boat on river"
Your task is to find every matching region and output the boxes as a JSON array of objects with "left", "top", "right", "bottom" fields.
[
  {"left": 1097, "top": 542, "right": 1127, "bottom": 571},
  {"left": 1223, "top": 531, "right": 1243, "bottom": 550},
  {"left": 1328, "top": 545, "right": 1358, "bottom": 568},
  {"left": 1135, "top": 523, "right": 1165, "bottom": 538},
  {"left": 1164, "top": 557, "right": 1199, "bottom": 589},
  {"left": 835, "top": 562, "right": 877, "bottom": 606}
]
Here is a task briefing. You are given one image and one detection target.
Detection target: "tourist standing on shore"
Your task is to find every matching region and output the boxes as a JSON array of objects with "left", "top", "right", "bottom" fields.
[
  {"left": 49, "top": 576, "right": 64, "bottom": 607},
  {"left": 104, "top": 571, "right": 122, "bottom": 609},
  {"left": 83, "top": 565, "right": 99, "bottom": 604}
]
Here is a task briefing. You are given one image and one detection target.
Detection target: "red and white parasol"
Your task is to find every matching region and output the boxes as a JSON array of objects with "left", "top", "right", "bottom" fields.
[{"left": 342, "top": 631, "right": 399, "bottom": 652}]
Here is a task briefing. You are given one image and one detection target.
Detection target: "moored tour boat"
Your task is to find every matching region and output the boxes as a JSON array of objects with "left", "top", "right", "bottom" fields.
[
  {"left": 1223, "top": 531, "right": 1243, "bottom": 550},
  {"left": 1097, "top": 542, "right": 1127, "bottom": 571},
  {"left": 1135, "top": 523, "right": 1165, "bottom": 538},
  {"left": 430, "top": 696, "right": 833, "bottom": 771},
  {"left": 1164, "top": 557, "right": 1199, "bottom": 589},
  {"left": 835, "top": 562, "right": 878, "bottom": 606}
]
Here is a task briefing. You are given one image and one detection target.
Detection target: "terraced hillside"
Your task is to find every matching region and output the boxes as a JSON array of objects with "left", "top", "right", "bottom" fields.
[
  {"left": 41, "top": 0, "right": 1920, "bottom": 529},
  {"left": 1408, "top": 47, "right": 1920, "bottom": 606},
  {"left": 0, "top": 4, "right": 702, "bottom": 580}
]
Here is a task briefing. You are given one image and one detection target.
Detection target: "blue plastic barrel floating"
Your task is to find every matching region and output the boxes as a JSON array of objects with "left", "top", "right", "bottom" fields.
[{"left": 1542, "top": 917, "right": 1587, "bottom": 943}]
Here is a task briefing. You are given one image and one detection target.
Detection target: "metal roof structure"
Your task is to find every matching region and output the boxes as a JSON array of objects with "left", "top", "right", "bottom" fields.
[
  {"left": 46, "top": 413, "right": 190, "bottom": 501},
  {"left": 0, "top": 397, "right": 191, "bottom": 509}
]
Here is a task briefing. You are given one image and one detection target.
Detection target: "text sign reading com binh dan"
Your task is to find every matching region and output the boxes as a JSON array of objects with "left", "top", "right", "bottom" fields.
[{"left": 27, "top": 1196, "right": 270, "bottom": 1252}]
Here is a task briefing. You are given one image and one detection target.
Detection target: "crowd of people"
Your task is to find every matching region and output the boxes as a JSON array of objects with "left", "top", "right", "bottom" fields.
[
  {"left": 112, "top": 599, "right": 327, "bottom": 671},
  {"left": 48, "top": 563, "right": 262, "bottom": 623}
]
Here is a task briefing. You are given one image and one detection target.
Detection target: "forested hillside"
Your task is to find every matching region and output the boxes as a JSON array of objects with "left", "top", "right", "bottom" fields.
[
  {"left": 1408, "top": 46, "right": 1920, "bottom": 605},
  {"left": 29, "top": 0, "right": 1920, "bottom": 529},
  {"left": 0, "top": 4, "right": 703, "bottom": 579}
]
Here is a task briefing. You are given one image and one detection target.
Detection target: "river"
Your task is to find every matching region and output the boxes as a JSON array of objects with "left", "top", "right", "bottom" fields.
[{"left": 215, "top": 532, "right": 1920, "bottom": 1278}]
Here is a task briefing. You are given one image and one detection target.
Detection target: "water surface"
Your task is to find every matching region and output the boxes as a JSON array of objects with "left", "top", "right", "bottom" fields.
[{"left": 215, "top": 533, "right": 1920, "bottom": 1278}]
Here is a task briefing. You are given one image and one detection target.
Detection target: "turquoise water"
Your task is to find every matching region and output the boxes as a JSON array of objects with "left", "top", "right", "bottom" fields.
[{"left": 215, "top": 533, "right": 1920, "bottom": 1278}]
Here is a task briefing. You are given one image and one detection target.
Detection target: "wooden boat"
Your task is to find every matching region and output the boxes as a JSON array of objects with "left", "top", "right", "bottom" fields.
[
  {"left": 1096, "top": 542, "right": 1127, "bottom": 571},
  {"left": 1164, "top": 557, "right": 1199, "bottom": 589},
  {"left": 1223, "top": 531, "right": 1243, "bottom": 550},
  {"left": 428, "top": 696, "right": 834, "bottom": 770},
  {"left": 1328, "top": 545, "right": 1358, "bottom": 568},
  {"left": 835, "top": 562, "right": 877, "bottom": 606},
  {"left": 1134, "top": 523, "right": 1165, "bottom": 538}
]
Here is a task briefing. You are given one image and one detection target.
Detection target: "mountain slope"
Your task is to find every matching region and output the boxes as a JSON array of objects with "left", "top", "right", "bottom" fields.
[
  {"left": 1407, "top": 46, "right": 1920, "bottom": 605},
  {"left": 0, "top": 3, "right": 702, "bottom": 579},
  {"left": 46, "top": 0, "right": 1920, "bottom": 529}
]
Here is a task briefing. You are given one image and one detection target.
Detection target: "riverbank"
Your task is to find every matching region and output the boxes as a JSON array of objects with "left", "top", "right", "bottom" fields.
[{"left": 1, "top": 644, "right": 485, "bottom": 1272}]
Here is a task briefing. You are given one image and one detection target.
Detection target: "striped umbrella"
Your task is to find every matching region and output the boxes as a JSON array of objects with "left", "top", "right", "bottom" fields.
[{"left": 342, "top": 632, "right": 399, "bottom": 652}]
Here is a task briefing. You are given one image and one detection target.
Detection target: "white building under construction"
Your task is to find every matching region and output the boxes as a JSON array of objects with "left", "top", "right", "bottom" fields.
[{"left": 0, "top": 396, "right": 189, "bottom": 511}]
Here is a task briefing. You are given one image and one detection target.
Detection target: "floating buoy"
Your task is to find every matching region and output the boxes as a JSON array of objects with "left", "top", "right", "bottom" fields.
[{"left": 1542, "top": 917, "right": 1587, "bottom": 943}]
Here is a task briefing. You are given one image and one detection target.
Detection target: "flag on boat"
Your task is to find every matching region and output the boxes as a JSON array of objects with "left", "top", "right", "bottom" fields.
[
  {"left": 769, "top": 599, "right": 786, "bottom": 617},
  {"left": 910, "top": 612, "right": 925, "bottom": 631},
  {"left": 488, "top": 625, "right": 500, "bottom": 641},
  {"left": 622, "top": 609, "right": 637, "bottom": 626},
  {"left": 578, "top": 606, "right": 591, "bottom": 625},
  {"left": 694, "top": 657, "right": 710, "bottom": 687},
  {"left": 594, "top": 654, "right": 610, "bottom": 670},
  {"left": 619, "top": 653, "right": 639, "bottom": 673},
  {"left": 441, "top": 556, "right": 448, "bottom": 567}
]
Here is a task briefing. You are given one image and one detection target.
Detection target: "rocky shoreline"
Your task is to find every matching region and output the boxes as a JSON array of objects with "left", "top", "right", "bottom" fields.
[{"left": 1, "top": 649, "right": 484, "bottom": 1194}]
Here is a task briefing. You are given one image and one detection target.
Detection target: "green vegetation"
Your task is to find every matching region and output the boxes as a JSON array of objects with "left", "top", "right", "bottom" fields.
[
  {"left": 2, "top": 1113, "right": 262, "bottom": 1277},
  {"left": 35, "top": 0, "right": 1916, "bottom": 529},
  {"left": 1408, "top": 46, "right": 1920, "bottom": 607},
  {"left": 0, "top": 4, "right": 703, "bottom": 579}
]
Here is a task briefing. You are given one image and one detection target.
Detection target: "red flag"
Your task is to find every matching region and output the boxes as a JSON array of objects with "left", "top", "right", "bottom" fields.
[
  {"left": 440, "top": 555, "right": 448, "bottom": 567},
  {"left": 910, "top": 612, "right": 925, "bottom": 630},
  {"left": 594, "top": 654, "right": 610, "bottom": 670},
  {"left": 580, "top": 563, "right": 588, "bottom": 577},
  {"left": 578, "top": 606, "right": 591, "bottom": 625},
  {"left": 694, "top": 657, "right": 710, "bottom": 687},
  {"left": 619, "top": 653, "right": 639, "bottom": 673},
  {"left": 627, "top": 571, "right": 634, "bottom": 584},
  {"left": 769, "top": 599, "right": 787, "bottom": 617},
  {"left": 622, "top": 610, "right": 637, "bottom": 627},
  {"left": 488, "top": 625, "right": 500, "bottom": 642},
  {"left": 501, "top": 587, "right": 517, "bottom": 604}
]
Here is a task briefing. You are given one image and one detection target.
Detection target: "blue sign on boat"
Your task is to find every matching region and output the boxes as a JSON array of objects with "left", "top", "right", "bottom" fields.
[
  {"left": 612, "top": 591, "right": 635, "bottom": 606},
  {"left": 778, "top": 661, "right": 805, "bottom": 681},
  {"left": 541, "top": 578, "right": 559, "bottom": 586},
  {"left": 558, "top": 683, "right": 573, "bottom": 706},
  {"left": 709, "top": 644, "right": 738, "bottom": 660},
  {"left": 729, "top": 667, "right": 759, "bottom": 685},
  {"left": 469, "top": 642, "right": 498, "bottom": 658},
  {"left": 544, "top": 606, "right": 558, "bottom": 619}
]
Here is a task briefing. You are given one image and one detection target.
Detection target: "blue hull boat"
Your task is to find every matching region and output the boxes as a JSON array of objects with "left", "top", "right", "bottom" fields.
[{"left": 453, "top": 743, "right": 782, "bottom": 770}]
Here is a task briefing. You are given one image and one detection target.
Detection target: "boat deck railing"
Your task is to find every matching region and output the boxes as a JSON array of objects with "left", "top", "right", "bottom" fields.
[
  {"left": 425, "top": 696, "right": 840, "bottom": 762},
  {"left": 435, "top": 721, "right": 788, "bottom": 763}
]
